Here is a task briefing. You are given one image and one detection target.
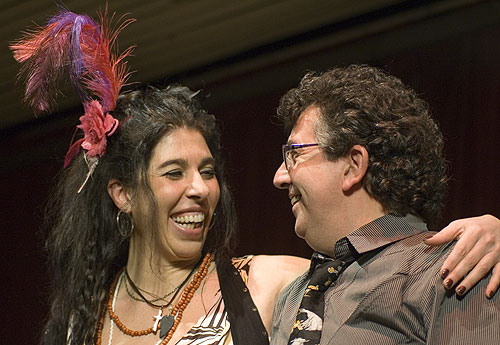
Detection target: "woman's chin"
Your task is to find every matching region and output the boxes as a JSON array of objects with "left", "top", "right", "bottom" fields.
[{"left": 164, "top": 239, "right": 207, "bottom": 263}]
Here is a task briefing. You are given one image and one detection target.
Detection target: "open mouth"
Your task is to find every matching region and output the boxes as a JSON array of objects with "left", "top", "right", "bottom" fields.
[
  {"left": 172, "top": 214, "right": 205, "bottom": 229},
  {"left": 291, "top": 195, "right": 301, "bottom": 206}
]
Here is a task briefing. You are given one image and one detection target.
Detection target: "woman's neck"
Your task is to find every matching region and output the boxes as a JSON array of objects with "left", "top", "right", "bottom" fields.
[{"left": 126, "top": 235, "right": 201, "bottom": 297}]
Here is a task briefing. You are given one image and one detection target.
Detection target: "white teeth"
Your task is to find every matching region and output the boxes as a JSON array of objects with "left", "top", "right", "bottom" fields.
[
  {"left": 172, "top": 214, "right": 205, "bottom": 224},
  {"left": 291, "top": 195, "right": 301, "bottom": 206}
]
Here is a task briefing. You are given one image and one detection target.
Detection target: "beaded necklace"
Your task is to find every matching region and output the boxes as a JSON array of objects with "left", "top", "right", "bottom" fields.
[
  {"left": 95, "top": 252, "right": 213, "bottom": 345},
  {"left": 124, "top": 262, "right": 195, "bottom": 309}
]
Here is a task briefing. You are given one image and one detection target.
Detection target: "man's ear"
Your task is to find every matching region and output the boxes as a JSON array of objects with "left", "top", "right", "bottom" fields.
[
  {"left": 107, "top": 179, "right": 132, "bottom": 212},
  {"left": 342, "top": 145, "right": 369, "bottom": 192}
]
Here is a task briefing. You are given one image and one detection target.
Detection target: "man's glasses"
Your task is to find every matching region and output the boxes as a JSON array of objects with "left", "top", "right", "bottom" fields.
[{"left": 282, "top": 143, "right": 320, "bottom": 170}]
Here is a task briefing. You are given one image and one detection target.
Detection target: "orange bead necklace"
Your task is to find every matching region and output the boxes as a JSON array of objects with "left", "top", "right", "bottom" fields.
[{"left": 95, "top": 252, "right": 213, "bottom": 345}]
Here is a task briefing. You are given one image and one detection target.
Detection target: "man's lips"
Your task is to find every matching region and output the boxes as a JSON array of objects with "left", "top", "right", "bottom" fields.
[{"left": 291, "top": 195, "right": 301, "bottom": 206}]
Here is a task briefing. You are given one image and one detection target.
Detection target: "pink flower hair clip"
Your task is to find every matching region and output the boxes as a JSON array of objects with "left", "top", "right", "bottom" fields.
[{"left": 10, "top": 8, "right": 135, "bottom": 192}]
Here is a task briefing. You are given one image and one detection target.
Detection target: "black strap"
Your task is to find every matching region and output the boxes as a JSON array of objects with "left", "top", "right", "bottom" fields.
[{"left": 216, "top": 255, "right": 269, "bottom": 345}]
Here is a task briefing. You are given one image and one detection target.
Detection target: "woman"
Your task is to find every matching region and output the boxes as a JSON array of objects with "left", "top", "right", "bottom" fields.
[
  {"left": 58, "top": 85, "right": 308, "bottom": 345},
  {"left": 10, "top": 9, "right": 500, "bottom": 345}
]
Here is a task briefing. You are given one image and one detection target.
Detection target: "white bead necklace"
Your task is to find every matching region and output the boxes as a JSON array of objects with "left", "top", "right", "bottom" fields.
[
  {"left": 108, "top": 271, "right": 124, "bottom": 345},
  {"left": 107, "top": 271, "right": 166, "bottom": 345}
]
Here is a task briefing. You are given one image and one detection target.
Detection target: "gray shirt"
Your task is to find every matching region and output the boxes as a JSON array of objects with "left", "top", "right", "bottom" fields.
[{"left": 270, "top": 214, "right": 500, "bottom": 345}]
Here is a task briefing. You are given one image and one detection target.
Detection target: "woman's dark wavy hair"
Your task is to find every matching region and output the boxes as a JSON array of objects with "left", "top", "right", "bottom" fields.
[
  {"left": 41, "top": 85, "right": 237, "bottom": 345},
  {"left": 277, "top": 64, "right": 448, "bottom": 224}
]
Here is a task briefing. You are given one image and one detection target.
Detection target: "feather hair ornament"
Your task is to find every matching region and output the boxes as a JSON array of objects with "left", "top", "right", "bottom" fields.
[{"left": 10, "top": 9, "right": 135, "bottom": 192}]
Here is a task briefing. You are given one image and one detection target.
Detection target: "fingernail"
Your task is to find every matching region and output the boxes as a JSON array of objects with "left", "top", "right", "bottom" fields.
[
  {"left": 440, "top": 269, "right": 449, "bottom": 279},
  {"left": 456, "top": 286, "right": 466, "bottom": 296},
  {"left": 444, "top": 278, "right": 454, "bottom": 289},
  {"left": 487, "top": 290, "right": 494, "bottom": 299}
]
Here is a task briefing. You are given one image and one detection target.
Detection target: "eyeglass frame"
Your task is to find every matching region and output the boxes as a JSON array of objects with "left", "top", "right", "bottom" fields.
[{"left": 281, "top": 143, "right": 320, "bottom": 170}]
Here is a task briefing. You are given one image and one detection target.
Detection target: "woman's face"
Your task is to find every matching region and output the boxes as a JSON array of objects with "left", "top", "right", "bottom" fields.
[{"left": 133, "top": 127, "right": 220, "bottom": 262}]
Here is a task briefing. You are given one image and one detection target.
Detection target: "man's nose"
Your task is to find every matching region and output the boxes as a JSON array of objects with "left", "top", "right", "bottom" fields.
[{"left": 273, "top": 161, "right": 290, "bottom": 189}]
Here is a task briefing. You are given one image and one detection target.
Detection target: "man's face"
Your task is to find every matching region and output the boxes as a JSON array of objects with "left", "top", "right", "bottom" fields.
[{"left": 273, "top": 105, "right": 349, "bottom": 255}]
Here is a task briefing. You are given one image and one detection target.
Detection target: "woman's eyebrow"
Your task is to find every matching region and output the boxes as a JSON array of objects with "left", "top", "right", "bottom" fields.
[
  {"left": 156, "top": 158, "right": 187, "bottom": 170},
  {"left": 155, "top": 156, "right": 215, "bottom": 170},
  {"left": 200, "top": 157, "right": 215, "bottom": 166}
]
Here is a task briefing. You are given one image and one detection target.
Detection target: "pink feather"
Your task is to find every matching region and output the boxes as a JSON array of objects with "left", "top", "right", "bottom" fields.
[
  {"left": 10, "top": 20, "right": 72, "bottom": 113},
  {"left": 79, "top": 11, "right": 135, "bottom": 112},
  {"left": 9, "top": 9, "right": 135, "bottom": 115}
]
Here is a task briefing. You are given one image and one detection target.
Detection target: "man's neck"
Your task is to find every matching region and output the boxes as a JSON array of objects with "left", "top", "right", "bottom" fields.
[{"left": 336, "top": 190, "right": 386, "bottom": 243}]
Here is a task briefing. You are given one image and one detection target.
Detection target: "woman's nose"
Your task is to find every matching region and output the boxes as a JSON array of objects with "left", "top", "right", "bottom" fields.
[{"left": 186, "top": 172, "right": 210, "bottom": 199}]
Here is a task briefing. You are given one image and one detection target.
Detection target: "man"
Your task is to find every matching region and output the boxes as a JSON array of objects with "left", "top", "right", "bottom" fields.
[{"left": 270, "top": 65, "right": 499, "bottom": 344}]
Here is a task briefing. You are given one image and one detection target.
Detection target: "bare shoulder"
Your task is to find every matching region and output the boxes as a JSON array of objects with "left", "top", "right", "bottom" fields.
[
  {"left": 241, "top": 255, "right": 310, "bottom": 332},
  {"left": 250, "top": 255, "right": 309, "bottom": 273},
  {"left": 249, "top": 255, "right": 309, "bottom": 293}
]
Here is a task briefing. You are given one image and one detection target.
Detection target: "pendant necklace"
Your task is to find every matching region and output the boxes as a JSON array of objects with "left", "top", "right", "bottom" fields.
[
  {"left": 97, "top": 252, "right": 213, "bottom": 345},
  {"left": 124, "top": 262, "right": 197, "bottom": 337}
]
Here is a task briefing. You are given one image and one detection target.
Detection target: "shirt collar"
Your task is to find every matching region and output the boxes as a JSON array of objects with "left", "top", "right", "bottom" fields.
[
  {"left": 345, "top": 213, "right": 427, "bottom": 255},
  {"left": 316, "top": 213, "right": 427, "bottom": 260},
  {"left": 310, "top": 237, "right": 355, "bottom": 274},
  {"left": 311, "top": 237, "right": 352, "bottom": 264}
]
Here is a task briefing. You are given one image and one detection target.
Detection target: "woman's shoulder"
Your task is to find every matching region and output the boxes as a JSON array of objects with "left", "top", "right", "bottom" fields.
[
  {"left": 235, "top": 254, "right": 309, "bottom": 294},
  {"left": 231, "top": 254, "right": 309, "bottom": 273},
  {"left": 227, "top": 255, "right": 310, "bottom": 332},
  {"left": 250, "top": 254, "right": 309, "bottom": 271}
]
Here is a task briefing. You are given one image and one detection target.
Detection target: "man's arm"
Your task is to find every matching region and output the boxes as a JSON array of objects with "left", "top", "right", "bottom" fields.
[{"left": 427, "top": 271, "right": 500, "bottom": 344}]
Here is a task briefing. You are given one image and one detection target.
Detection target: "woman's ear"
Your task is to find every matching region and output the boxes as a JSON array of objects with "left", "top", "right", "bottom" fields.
[
  {"left": 108, "top": 179, "right": 132, "bottom": 212},
  {"left": 342, "top": 144, "right": 369, "bottom": 192}
]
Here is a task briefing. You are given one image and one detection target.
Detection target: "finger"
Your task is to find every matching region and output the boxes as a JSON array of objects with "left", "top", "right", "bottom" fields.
[
  {"left": 440, "top": 235, "right": 478, "bottom": 282},
  {"left": 485, "top": 264, "right": 500, "bottom": 298},
  {"left": 452, "top": 254, "right": 495, "bottom": 296},
  {"left": 424, "top": 221, "right": 465, "bottom": 246}
]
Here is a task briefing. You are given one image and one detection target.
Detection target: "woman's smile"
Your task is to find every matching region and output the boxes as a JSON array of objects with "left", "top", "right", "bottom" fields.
[{"left": 132, "top": 127, "right": 220, "bottom": 260}]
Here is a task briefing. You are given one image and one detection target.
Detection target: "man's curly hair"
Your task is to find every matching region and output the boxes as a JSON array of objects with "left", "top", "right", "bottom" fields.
[{"left": 277, "top": 64, "right": 448, "bottom": 224}]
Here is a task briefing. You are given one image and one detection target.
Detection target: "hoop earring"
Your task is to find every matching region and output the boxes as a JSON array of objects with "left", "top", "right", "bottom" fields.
[
  {"left": 116, "top": 210, "right": 134, "bottom": 238},
  {"left": 208, "top": 212, "right": 217, "bottom": 231}
]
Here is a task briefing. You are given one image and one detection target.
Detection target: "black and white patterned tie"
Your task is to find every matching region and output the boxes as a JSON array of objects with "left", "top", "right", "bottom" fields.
[{"left": 287, "top": 253, "right": 352, "bottom": 345}]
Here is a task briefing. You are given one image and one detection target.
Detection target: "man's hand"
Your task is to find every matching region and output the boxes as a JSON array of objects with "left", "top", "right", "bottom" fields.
[{"left": 424, "top": 214, "right": 500, "bottom": 298}]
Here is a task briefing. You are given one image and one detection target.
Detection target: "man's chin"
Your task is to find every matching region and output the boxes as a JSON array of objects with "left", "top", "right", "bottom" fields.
[{"left": 294, "top": 224, "right": 306, "bottom": 239}]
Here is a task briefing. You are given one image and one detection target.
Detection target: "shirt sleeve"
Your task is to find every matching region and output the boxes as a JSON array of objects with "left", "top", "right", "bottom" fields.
[
  {"left": 427, "top": 272, "right": 500, "bottom": 344},
  {"left": 269, "top": 272, "right": 309, "bottom": 345}
]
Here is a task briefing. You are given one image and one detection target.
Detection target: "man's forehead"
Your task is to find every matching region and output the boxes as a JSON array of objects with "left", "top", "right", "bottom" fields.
[{"left": 287, "top": 105, "right": 321, "bottom": 143}]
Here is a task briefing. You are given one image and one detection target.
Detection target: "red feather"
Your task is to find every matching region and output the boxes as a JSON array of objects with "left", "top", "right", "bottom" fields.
[
  {"left": 9, "top": 9, "right": 135, "bottom": 115},
  {"left": 79, "top": 11, "right": 135, "bottom": 112},
  {"left": 10, "top": 9, "right": 135, "bottom": 177},
  {"left": 10, "top": 20, "right": 72, "bottom": 114}
]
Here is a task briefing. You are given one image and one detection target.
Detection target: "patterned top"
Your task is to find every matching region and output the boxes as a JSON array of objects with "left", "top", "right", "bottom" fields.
[
  {"left": 69, "top": 256, "right": 258, "bottom": 345},
  {"left": 176, "top": 256, "right": 254, "bottom": 345},
  {"left": 270, "top": 214, "right": 500, "bottom": 345}
]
